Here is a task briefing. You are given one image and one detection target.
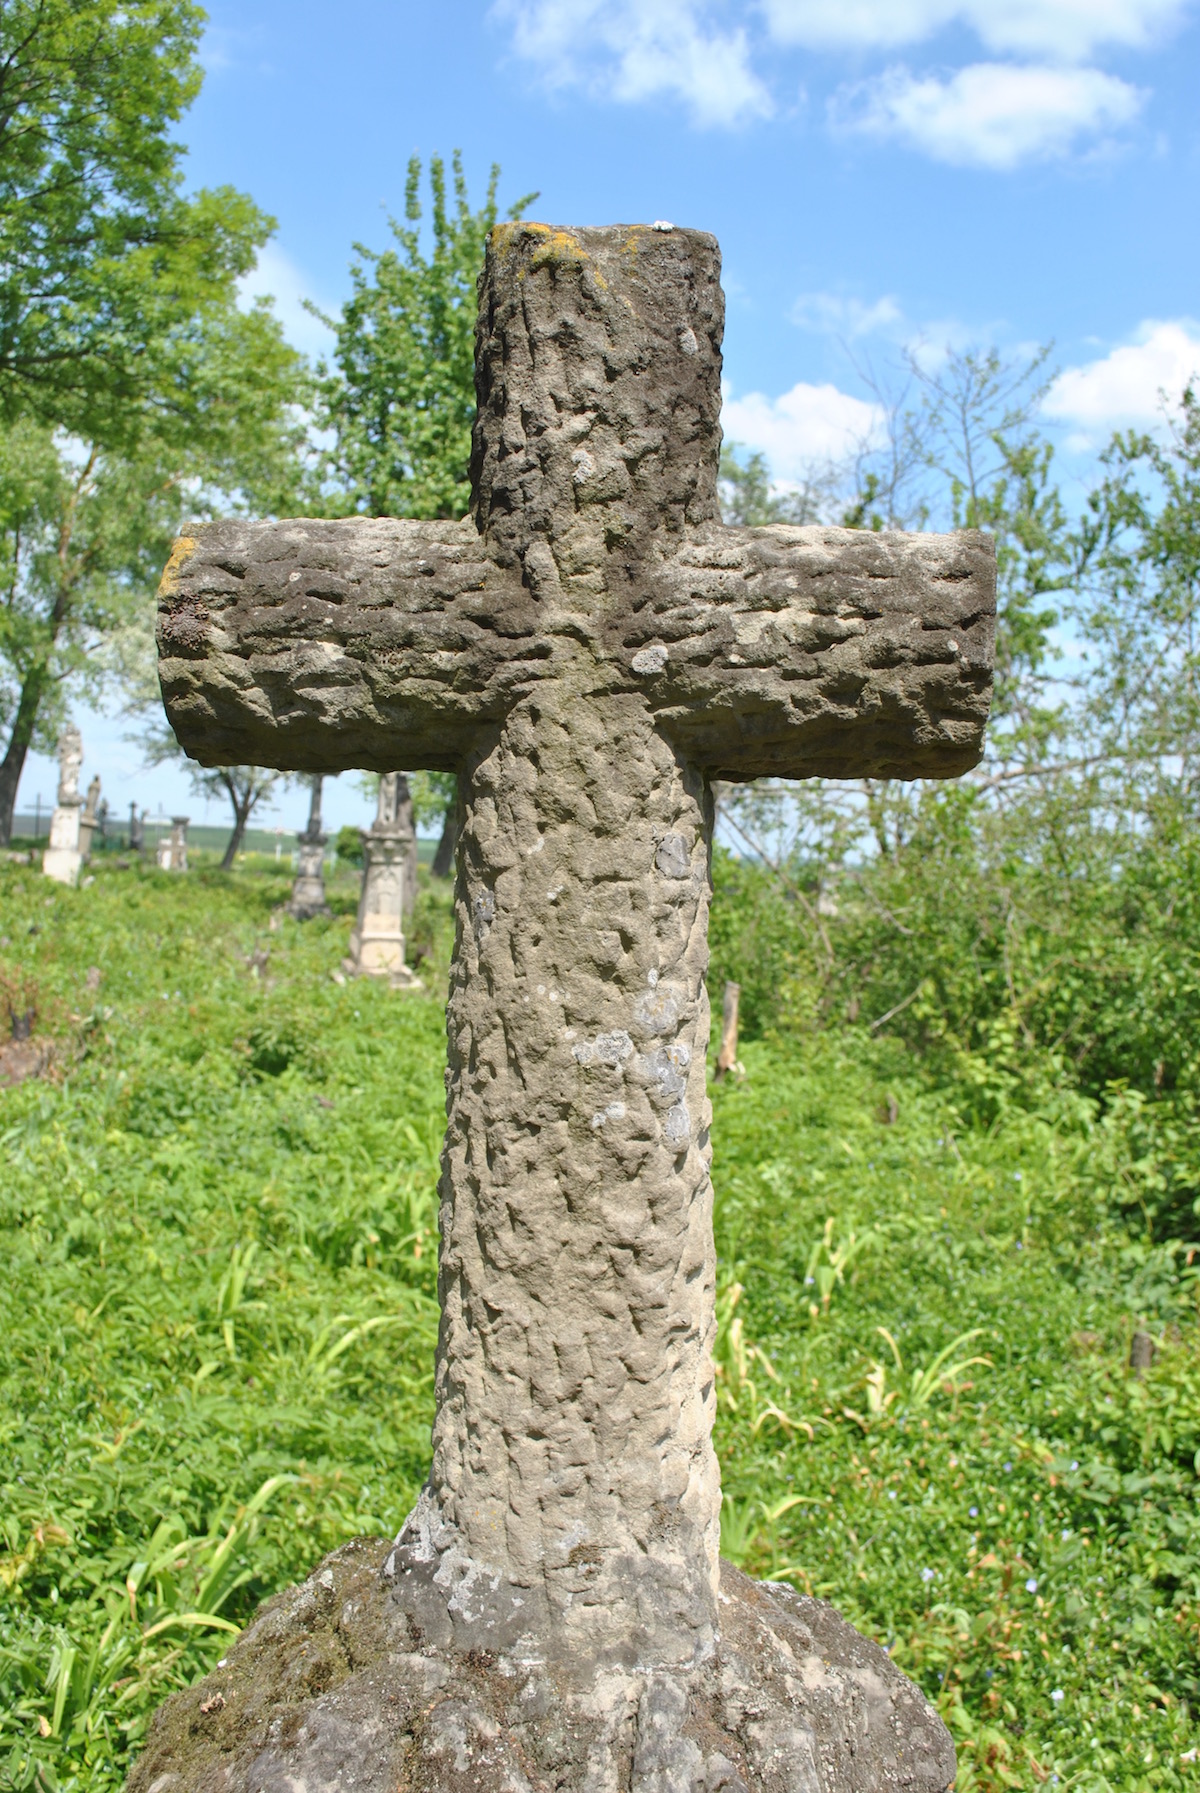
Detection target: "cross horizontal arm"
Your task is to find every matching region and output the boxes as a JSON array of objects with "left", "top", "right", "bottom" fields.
[
  {"left": 157, "top": 517, "right": 536, "bottom": 772},
  {"left": 158, "top": 514, "right": 994, "bottom": 782},
  {"left": 627, "top": 523, "right": 996, "bottom": 780}
]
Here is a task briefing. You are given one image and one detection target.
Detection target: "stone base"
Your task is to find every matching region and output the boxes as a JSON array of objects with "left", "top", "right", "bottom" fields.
[
  {"left": 42, "top": 846, "right": 82, "bottom": 886},
  {"left": 288, "top": 886, "right": 331, "bottom": 920},
  {"left": 342, "top": 941, "right": 422, "bottom": 988},
  {"left": 125, "top": 1539, "right": 953, "bottom": 1793}
]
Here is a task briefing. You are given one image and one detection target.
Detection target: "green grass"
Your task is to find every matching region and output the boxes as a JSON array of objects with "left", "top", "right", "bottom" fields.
[{"left": 1, "top": 861, "right": 1198, "bottom": 1790}]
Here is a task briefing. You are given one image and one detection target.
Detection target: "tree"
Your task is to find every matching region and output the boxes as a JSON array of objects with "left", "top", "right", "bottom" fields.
[
  {"left": 0, "top": 0, "right": 280, "bottom": 449},
  {"left": 0, "top": 0, "right": 308, "bottom": 841},
  {"left": 0, "top": 298, "right": 306, "bottom": 843},
  {"left": 191, "top": 765, "right": 286, "bottom": 870},
  {"left": 1077, "top": 384, "right": 1200, "bottom": 812},
  {"left": 312, "top": 153, "right": 536, "bottom": 520},
  {"left": 718, "top": 443, "right": 829, "bottom": 527}
]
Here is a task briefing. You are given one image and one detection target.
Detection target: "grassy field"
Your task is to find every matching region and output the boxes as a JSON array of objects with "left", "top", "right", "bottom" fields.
[{"left": 1, "top": 857, "right": 1198, "bottom": 1791}]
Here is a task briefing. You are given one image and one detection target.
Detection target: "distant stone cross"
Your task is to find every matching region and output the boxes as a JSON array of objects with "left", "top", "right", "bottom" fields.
[{"left": 158, "top": 224, "right": 994, "bottom": 1669}]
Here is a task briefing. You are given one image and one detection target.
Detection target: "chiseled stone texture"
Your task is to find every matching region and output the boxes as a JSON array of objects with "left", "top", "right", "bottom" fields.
[
  {"left": 435, "top": 686, "right": 719, "bottom": 1665},
  {"left": 125, "top": 1539, "right": 955, "bottom": 1793}
]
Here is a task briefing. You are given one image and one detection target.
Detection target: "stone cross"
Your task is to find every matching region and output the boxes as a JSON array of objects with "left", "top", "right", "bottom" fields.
[{"left": 148, "top": 224, "right": 992, "bottom": 1790}]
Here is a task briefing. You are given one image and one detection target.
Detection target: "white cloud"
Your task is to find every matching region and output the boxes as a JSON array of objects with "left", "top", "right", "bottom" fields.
[
  {"left": 722, "top": 380, "right": 881, "bottom": 477},
  {"left": 791, "top": 291, "right": 902, "bottom": 336},
  {"left": 238, "top": 243, "right": 338, "bottom": 361},
  {"left": 833, "top": 61, "right": 1143, "bottom": 166},
  {"left": 1044, "top": 320, "right": 1200, "bottom": 433},
  {"left": 762, "top": 0, "right": 1188, "bottom": 60},
  {"left": 493, "top": 0, "right": 771, "bottom": 126}
]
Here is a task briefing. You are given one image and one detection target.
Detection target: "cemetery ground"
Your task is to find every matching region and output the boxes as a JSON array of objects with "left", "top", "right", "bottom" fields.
[{"left": 0, "top": 859, "right": 1197, "bottom": 1793}]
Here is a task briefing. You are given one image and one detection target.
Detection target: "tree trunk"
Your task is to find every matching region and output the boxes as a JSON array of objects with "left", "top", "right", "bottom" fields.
[
  {"left": 220, "top": 798, "right": 252, "bottom": 870},
  {"left": 0, "top": 665, "right": 48, "bottom": 845},
  {"left": 431, "top": 790, "right": 459, "bottom": 878}
]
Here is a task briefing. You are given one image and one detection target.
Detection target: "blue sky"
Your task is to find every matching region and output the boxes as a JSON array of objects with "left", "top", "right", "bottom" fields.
[{"left": 22, "top": 0, "right": 1200, "bottom": 835}]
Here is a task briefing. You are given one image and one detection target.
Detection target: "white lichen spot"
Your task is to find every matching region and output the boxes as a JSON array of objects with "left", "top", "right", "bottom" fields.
[
  {"left": 635, "top": 983, "right": 682, "bottom": 1035},
  {"left": 525, "top": 837, "right": 545, "bottom": 856},
  {"left": 647, "top": 968, "right": 659, "bottom": 988},
  {"left": 547, "top": 886, "right": 563, "bottom": 902},
  {"left": 631, "top": 644, "right": 669, "bottom": 675},
  {"left": 288, "top": 570, "right": 302, "bottom": 583},
  {"left": 592, "top": 1099, "right": 627, "bottom": 1130},
  {"left": 571, "top": 447, "right": 596, "bottom": 485},
  {"left": 664, "top": 1103, "right": 691, "bottom": 1144},
  {"left": 655, "top": 834, "right": 690, "bottom": 880},
  {"left": 678, "top": 326, "right": 698, "bottom": 356},
  {"left": 573, "top": 1030, "right": 634, "bottom": 1068}
]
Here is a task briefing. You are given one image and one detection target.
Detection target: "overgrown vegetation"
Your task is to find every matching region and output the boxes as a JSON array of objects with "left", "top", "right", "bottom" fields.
[{"left": 1, "top": 856, "right": 1197, "bottom": 1791}]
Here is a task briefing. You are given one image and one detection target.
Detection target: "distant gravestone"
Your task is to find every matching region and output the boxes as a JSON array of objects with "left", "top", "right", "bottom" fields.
[
  {"left": 135, "top": 224, "right": 994, "bottom": 1793},
  {"left": 156, "top": 815, "right": 189, "bottom": 872},
  {"left": 129, "top": 804, "right": 146, "bottom": 854},
  {"left": 42, "top": 727, "right": 85, "bottom": 886},
  {"left": 342, "top": 772, "right": 420, "bottom": 983},
  {"left": 288, "top": 774, "right": 331, "bottom": 919}
]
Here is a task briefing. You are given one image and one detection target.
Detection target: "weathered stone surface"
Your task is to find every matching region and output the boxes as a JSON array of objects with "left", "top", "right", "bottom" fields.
[
  {"left": 157, "top": 515, "right": 992, "bottom": 784},
  {"left": 135, "top": 222, "right": 989, "bottom": 1790},
  {"left": 126, "top": 1540, "right": 954, "bottom": 1793},
  {"left": 157, "top": 226, "right": 991, "bottom": 786}
]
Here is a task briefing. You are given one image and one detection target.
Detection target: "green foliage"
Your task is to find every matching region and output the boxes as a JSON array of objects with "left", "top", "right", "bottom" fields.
[
  {"left": 313, "top": 153, "right": 535, "bottom": 520},
  {"left": 0, "top": 1, "right": 308, "bottom": 838},
  {"left": 718, "top": 443, "right": 825, "bottom": 526},
  {"left": 333, "top": 825, "right": 364, "bottom": 867},
  {"left": 0, "top": 0, "right": 286, "bottom": 454},
  {"left": 0, "top": 859, "right": 452, "bottom": 1789},
  {"left": 0, "top": 863, "right": 1197, "bottom": 1791}
]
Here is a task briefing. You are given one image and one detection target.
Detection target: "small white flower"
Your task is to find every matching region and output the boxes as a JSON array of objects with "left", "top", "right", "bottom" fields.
[
  {"left": 1026, "top": 1577, "right": 1038, "bottom": 1593},
  {"left": 1051, "top": 1688, "right": 1064, "bottom": 1703},
  {"left": 920, "top": 1567, "right": 935, "bottom": 1583}
]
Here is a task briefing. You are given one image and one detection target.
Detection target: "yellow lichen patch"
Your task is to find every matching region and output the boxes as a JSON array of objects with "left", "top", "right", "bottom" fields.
[
  {"left": 157, "top": 534, "right": 197, "bottom": 599},
  {"left": 491, "top": 222, "right": 609, "bottom": 288}
]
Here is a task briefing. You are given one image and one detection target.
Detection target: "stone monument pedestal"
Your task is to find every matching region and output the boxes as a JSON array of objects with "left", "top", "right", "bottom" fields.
[
  {"left": 287, "top": 776, "right": 331, "bottom": 919},
  {"left": 125, "top": 1537, "right": 954, "bottom": 1793},
  {"left": 42, "top": 800, "right": 84, "bottom": 886},
  {"left": 344, "top": 828, "right": 419, "bottom": 984},
  {"left": 343, "top": 775, "right": 420, "bottom": 985},
  {"left": 288, "top": 829, "right": 331, "bottom": 918}
]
